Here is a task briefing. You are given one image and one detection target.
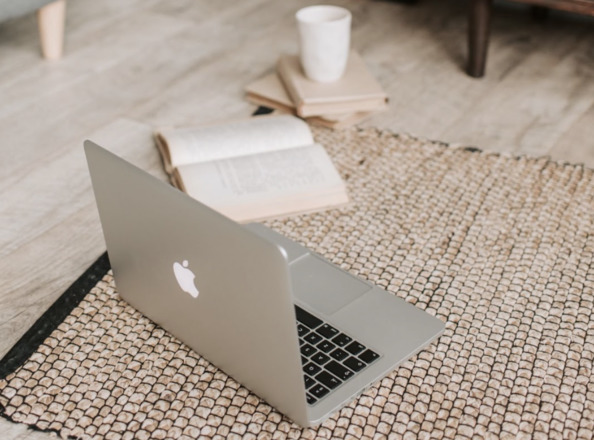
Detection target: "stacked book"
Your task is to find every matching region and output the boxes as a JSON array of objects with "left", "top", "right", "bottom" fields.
[{"left": 245, "top": 51, "right": 388, "bottom": 129}]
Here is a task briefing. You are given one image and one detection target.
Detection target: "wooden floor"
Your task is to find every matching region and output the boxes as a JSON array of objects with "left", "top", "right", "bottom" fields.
[{"left": 0, "top": 0, "right": 593, "bottom": 437}]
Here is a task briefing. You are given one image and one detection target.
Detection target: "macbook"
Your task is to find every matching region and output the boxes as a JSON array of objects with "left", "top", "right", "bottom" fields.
[{"left": 84, "top": 140, "right": 444, "bottom": 427}]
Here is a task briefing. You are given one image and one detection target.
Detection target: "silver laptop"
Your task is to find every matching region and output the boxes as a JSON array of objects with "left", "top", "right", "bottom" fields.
[{"left": 84, "top": 140, "right": 444, "bottom": 427}]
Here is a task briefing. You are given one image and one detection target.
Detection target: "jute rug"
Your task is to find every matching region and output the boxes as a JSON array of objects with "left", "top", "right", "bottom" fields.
[{"left": 1, "top": 124, "right": 594, "bottom": 440}]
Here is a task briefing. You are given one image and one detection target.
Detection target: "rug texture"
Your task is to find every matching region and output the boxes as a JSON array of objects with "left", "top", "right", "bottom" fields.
[{"left": 1, "top": 125, "right": 594, "bottom": 440}]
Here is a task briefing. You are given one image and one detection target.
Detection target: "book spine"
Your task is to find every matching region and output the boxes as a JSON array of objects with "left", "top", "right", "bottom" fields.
[
  {"left": 154, "top": 132, "right": 175, "bottom": 174},
  {"left": 276, "top": 58, "right": 306, "bottom": 117}
]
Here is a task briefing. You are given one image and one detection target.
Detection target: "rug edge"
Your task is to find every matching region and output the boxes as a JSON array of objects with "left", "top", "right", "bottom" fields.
[{"left": 0, "top": 252, "right": 111, "bottom": 380}]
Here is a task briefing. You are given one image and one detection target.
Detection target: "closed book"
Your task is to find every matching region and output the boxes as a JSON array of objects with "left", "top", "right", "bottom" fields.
[
  {"left": 244, "top": 73, "right": 380, "bottom": 129},
  {"left": 276, "top": 51, "right": 388, "bottom": 118}
]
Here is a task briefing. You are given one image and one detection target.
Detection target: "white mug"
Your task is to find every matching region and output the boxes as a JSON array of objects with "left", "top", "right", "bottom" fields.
[{"left": 296, "top": 5, "right": 351, "bottom": 83}]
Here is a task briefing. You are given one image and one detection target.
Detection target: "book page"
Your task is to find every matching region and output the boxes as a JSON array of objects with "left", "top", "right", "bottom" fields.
[
  {"left": 175, "top": 144, "right": 347, "bottom": 220},
  {"left": 157, "top": 115, "right": 314, "bottom": 168}
]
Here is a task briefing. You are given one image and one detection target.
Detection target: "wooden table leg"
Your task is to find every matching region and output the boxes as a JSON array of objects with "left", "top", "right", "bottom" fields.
[
  {"left": 37, "top": 0, "right": 66, "bottom": 60},
  {"left": 467, "top": 0, "right": 493, "bottom": 78}
]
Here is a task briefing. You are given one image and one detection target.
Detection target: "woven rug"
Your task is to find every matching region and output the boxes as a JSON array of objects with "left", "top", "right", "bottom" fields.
[{"left": 2, "top": 125, "right": 594, "bottom": 440}]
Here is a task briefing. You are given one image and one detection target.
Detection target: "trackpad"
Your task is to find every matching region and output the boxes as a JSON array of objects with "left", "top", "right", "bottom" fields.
[{"left": 290, "top": 255, "right": 372, "bottom": 315}]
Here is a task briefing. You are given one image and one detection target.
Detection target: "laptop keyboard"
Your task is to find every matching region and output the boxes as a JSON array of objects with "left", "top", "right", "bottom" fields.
[{"left": 295, "top": 305, "right": 380, "bottom": 405}]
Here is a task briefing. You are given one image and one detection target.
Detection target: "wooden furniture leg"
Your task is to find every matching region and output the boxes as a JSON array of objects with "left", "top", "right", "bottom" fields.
[
  {"left": 37, "top": 0, "right": 66, "bottom": 60},
  {"left": 467, "top": 0, "right": 493, "bottom": 78}
]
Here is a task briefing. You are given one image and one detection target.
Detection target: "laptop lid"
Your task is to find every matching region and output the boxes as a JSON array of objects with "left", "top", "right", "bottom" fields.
[{"left": 84, "top": 141, "right": 310, "bottom": 426}]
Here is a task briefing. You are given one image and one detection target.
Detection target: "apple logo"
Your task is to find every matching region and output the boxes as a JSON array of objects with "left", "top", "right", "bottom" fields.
[{"left": 173, "top": 260, "right": 199, "bottom": 298}]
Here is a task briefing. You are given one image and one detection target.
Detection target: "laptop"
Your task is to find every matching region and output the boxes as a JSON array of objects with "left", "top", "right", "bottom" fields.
[{"left": 84, "top": 140, "right": 444, "bottom": 427}]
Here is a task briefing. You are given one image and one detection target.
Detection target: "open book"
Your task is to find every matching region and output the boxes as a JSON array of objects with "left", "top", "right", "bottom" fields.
[{"left": 154, "top": 115, "right": 349, "bottom": 223}]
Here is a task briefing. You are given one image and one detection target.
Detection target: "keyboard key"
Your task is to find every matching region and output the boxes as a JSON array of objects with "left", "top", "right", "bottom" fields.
[
  {"left": 330, "top": 348, "right": 348, "bottom": 361},
  {"left": 326, "top": 360, "right": 354, "bottom": 381},
  {"left": 344, "top": 356, "right": 366, "bottom": 372},
  {"left": 304, "top": 332, "right": 323, "bottom": 345},
  {"left": 316, "top": 340, "right": 336, "bottom": 353},
  {"left": 317, "top": 323, "right": 340, "bottom": 339},
  {"left": 311, "top": 352, "right": 330, "bottom": 366},
  {"left": 300, "top": 343, "right": 316, "bottom": 357},
  {"left": 315, "top": 371, "right": 342, "bottom": 390},
  {"left": 345, "top": 341, "right": 366, "bottom": 355},
  {"left": 332, "top": 333, "right": 353, "bottom": 347},
  {"left": 307, "top": 394, "right": 317, "bottom": 405},
  {"left": 359, "top": 349, "right": 380, "bottom": 364},
  {"left": 301, "top": 356, "right": 307, "bottom": 365},
  {"left": 297, "top": 324, "right": 310, "bottom": 337},
  {"left": 304, "top": 376, "right": 316, "bottom": 389},
  {"left": 295, "top": 306, "right": 323, "bottom": 329},
  {"left": 310, "top": 384, "right": 330, "bottom": 400},
  {"left": 304, "top": 362, "right": 321, "bottom": 376}
]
